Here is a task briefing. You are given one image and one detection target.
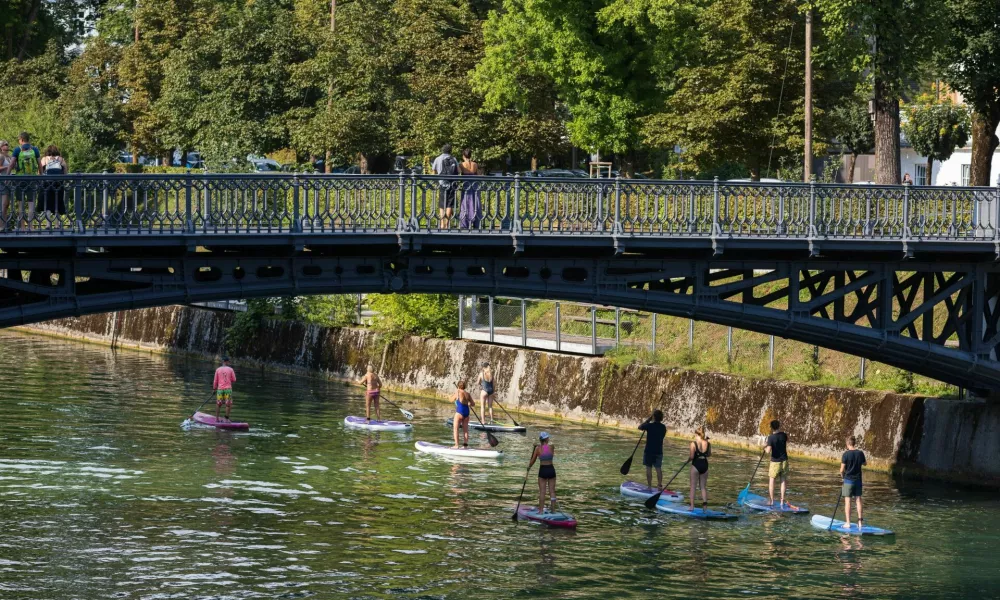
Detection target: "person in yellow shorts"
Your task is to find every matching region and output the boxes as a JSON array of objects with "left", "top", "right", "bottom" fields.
[
  {"left": 764, "top": 419, "right": 790, "bottom": 507},
  {"left": 213, "top": 356, "right": 237, "bottom": 422}
]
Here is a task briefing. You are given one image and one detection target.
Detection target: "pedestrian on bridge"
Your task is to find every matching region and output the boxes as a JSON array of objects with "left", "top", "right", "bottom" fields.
[
  {"left": 213, "top": 356, "right": 237, "bottom": 422},
  {"left": 433, "top": 144, "right": 460, "bottom": 229},
  {"left": 458, "top": 148, "right": 481, "bottom": 229},
  {"left": 0, "top": 140, "right": 13, "bottom": 230}
]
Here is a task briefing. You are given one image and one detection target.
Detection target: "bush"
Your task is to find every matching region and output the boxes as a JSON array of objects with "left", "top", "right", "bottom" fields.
[{"left": 112, "top": 163, "right": 204, "bottom": 174}]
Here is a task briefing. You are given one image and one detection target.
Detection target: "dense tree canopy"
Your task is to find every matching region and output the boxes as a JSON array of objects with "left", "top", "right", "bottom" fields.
[{"left": 0, "top": 0, "right": 997, "bottom": 181}]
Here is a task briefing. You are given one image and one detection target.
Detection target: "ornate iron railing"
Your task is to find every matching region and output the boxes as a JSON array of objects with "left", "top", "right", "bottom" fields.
[{"left": 0, "top": 174, "right": 996, "bottom": 242}]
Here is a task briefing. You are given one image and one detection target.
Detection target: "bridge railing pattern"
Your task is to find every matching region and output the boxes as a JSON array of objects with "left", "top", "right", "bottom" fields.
[{"left": 0, "top": 174, "right": 996, "bottom": 240}]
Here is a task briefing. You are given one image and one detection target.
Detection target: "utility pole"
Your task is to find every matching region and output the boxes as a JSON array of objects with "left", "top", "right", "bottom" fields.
[{"left": 803, "top": 7, "right": 813, "bottom": 182}]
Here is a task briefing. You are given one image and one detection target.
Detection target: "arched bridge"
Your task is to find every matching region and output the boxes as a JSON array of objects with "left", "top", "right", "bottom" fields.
[{"left": 2, "top": 173, "right": 1000, "bottom": 392}]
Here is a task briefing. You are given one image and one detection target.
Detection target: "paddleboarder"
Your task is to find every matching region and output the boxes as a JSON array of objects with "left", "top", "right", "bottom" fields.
[
  {"left": 477, "top": 361, "right": 496, "bottom": 424},
  {"left": 213, "top": 356, "right": 237, "bottom": 422},
  {"left": 359, "top": 364, "right": 382, "bottom": 422},
  {"left": 638, "top": 410, "right": 667, "bottom": 489},
  {"left": 764, "top": 419, "right": 789, "bottom": 507},
  {"left": 527, "top": 431, "right": 558, "bottom": 514},
  {"left": 840, "top": 435, "right": 867, "bottom": 530},
  {"left": 452, "top": 381, "right": 475, "bottom": 448},
  {"left": 689, "top": 426, "right": 711, "bottom": 510}
]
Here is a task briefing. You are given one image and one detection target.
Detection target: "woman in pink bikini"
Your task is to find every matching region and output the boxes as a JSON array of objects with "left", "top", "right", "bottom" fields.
[{"left": 359, "top": 364, "right": 382, "bottom": 421}]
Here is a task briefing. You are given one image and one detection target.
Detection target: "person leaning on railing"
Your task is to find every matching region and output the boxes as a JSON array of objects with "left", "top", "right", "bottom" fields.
[
  {"left": 0, "top": 140, "right": 13, "bottom": 230},
  {"left": 39, "top": 145, "right": 68, "bottom": 222},
  {"left": 11, "top": 132, "right": 41, "bottom": 231}
]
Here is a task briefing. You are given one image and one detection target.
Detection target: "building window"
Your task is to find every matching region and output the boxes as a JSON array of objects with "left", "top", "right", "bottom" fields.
[
  {"left": 914, "top": 164, "right": 927, "bottom": 186},
  {"left": 961, "top": 164, "right": 971, "bottom": 187}
]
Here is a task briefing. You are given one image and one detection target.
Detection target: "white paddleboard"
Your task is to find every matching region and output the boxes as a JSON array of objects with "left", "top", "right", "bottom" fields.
[
  {"left": 620, "top": 481, "right": 683, "bottom": 503},
  {"left": 344, "top": 416, "right": 412, "bottom": 432},
  {"left": 811, "top": 515, "right": 893, "bottom": 536},
  {"left": 414, "top": 441, "right": 502, "bottom": 459}
]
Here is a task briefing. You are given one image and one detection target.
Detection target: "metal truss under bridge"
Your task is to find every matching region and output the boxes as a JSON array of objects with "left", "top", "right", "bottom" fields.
[{"left": 2, "top": 173, "right": 1000, "bottom": 393}]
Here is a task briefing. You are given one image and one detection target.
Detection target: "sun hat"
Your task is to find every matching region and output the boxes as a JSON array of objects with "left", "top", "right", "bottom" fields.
[{"left": 539, "top": 431, "right": 550, "bottom": 440}]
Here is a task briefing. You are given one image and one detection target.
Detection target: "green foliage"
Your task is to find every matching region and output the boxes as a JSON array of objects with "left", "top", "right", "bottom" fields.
[
  {"left": 368, "top": 294, "right": 458, "bottom": 339},
  {"left": 112, "top": 164, "right": 199, "bottom": 174},
  {"left": 829, "top": 98, "right": 875, "bottom": 157},
  {"left": 902, "top": 97, "right": 970, "bottom": 165},
  {"left": 224, "top": 298, "right": 277, "bottom": 353},
  {"left": 790, "top": 346, "right": 822, "bottom": 382},
  {"left": 297, "top": 295, "right": 359, "bottom": 328}
]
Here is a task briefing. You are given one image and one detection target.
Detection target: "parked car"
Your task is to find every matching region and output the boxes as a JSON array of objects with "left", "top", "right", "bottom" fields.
[
  {"left": 393, "top": 155, "right": 424, "bottom": 175},
  {"left": 521, "top": 169, "right": 585, "bottom": 178},
  {"left": 329, "top": 165, "right": 361, "bottom": 175},
  {"left": 247, "top": 155, "right": 282, "bottom": 172}
]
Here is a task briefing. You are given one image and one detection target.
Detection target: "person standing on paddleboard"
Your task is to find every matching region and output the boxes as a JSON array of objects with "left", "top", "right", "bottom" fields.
[
  {"left": 527, "top": 431, "right": 558, "bottom": 513},
  {"left": 213, "top": 356, "right": 237, "bottom": 422},
  {"left": 689, "top": 427, "right": 711, "bottom": 510},
  {"left": 452, "top": 381, "right": 475, "bottom": 448},
  {"left": 638, "top": 410, "right": 666, "bottom": 489},
  {"left": 840, "top": 435, "right": 867, "bottom": 530},
  {"left": 359, "top": 364, "right": 382, "bottom": 422},
  {"left": 765, "top": 419, "right": 790, "bottom": 507},
  {"left": 477, "top": 361, "right": 496, "bottom": 424}
]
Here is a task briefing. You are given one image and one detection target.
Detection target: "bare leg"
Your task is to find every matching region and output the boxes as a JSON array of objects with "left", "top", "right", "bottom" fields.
[
  {"left": 374, "top": 396, "right": 380, "bottom": 421},
  {"left": 225, "top": 402, "right": 231, "bottom": 421},
  {"left": 462, "top": 417, "right": 469, "bottom": 446},
  {"left": 700, "top": 472, "right": 708, "bottom": 505},
  {"left": 365, "top": 394, "right": 371, "bottom": 420},
  {"left": 548, "top": 478, "right": 558, "bottom": 511},
  {"left": 655, "top": 466, "right": 663, "bottom": 489},
  {"left": 488, "top": 397, "right": 494, "bottom": 423},
  {"left": 855, "top": 497, "right": 863, "bottom": 528},
  {"left": 780, "top": 476, "right": 787, "bottom": 505},
  {"left": 689, "top": 466, "right": 697, "bottom": 509},
  {"left": 769, "top": 476, "right": 775, "bottom": 505},
  {"left": 453, "top": 414, "right": 461, "bottom": 448},
  {"left": 645, "top": 465, "right": 653, "bottom": 488},
  {"left": 844, "top": 495, "right": 852, "bottom": 527},
  {"left": 215, "top": 398, "right": 221, "bottom": 420},
  {"left": 537, "top": 478, "right": 545, "bottom": 513},
  {"left": 445, "top": 207, "right": 453, "bottom": 229}
]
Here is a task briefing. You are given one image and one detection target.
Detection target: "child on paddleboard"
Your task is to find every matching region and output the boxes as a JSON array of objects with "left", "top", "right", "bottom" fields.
[
  {"left": 689, "top": 426, "right": 711, "bottom": 510},
  {"left": 213, "top": 356, "right": 236, "bottom": 422},
  {"left": 765, "top": 419, "right": 790, "bottom": 506},
  {"left": 359, "top": 364, "right": 382, "bottom": 422},
  {"left": 638, "top": 410, "right": 666, "bottom": 489},
  {"left": 840, "top": 435, "right": 867, "bottom": 530},
  {"left": 527, "top": 431, "right": 558, "bottom": 513},
  {"left": 453, "top": 381, "right": 475, "bottom": 448}
]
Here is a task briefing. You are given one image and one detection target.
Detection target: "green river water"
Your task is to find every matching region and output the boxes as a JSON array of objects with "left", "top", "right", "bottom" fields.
[{"left": 0, "top": 331, "right": 998, "bottom": 599}]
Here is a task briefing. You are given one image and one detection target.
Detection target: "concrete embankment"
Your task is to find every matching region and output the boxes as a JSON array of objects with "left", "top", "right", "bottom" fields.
[{"left": 19, "top": 305, "right": 1000, "bottom": 485}]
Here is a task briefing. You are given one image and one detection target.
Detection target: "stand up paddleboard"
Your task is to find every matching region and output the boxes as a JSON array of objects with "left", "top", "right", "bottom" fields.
[
  {"left": 656, "top": 501, "right": 738, "bottom": 521},
  {"left": 192, "top": 411, "right": 250, "bottom": 431},
  {"left": 620, "top": 481, "right": 683, "bottom": 503},
  {"left": 810, "top": 515, "right": 893, "bottom": 536},
  {"left": 344, "top": 416, "right": 412, "bottom": 432},
  {"left": 516, "top": 506, "right": 578, "bottom": 528},
  {"left": 739, "top": 491, "right": 809, "bottom": 514},
  {"left": 414, "top": 441, "right": 503, "bottom": 459},
  {"left": 445, "top": 418, "right": 527, "bottom": 434}
]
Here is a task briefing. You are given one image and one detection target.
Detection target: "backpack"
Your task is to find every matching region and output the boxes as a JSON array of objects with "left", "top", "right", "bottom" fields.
[
  {"left": 43, "top": 157, "right": 65, "bottom": 175},
  {"left": 15, "top": 145, "right": 39, "bottom": 176},
  {"left": 440, "top": 154, "right": 458, "bottom": 176}
]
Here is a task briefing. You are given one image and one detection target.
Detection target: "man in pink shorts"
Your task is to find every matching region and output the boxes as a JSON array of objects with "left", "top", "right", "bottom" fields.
[{"left": 213, "top": 356, "right": 237, "bottom": 422}]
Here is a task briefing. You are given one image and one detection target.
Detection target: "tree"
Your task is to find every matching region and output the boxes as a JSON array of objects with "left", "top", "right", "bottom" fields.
[
  {"left": 817, "top": 0, "right": 945, "bottom": 184},
  {"left": 829, "top": 98, "right": 874, "bottom": 183},
  {"left": 936, "top": 0, "right": 1000, "bottom": 187},
  {"left": 368, "top": 294, "right": 458, "bottom": 339},
  {"left": 902, "top": 96, "right": 969, "bottom": 186}
]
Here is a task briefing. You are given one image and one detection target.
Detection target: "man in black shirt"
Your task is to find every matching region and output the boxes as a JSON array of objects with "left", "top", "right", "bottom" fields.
[
  {"left": 840, "top": 435, "right": 867, "bottom": 530},
  {"left": 764, "top": 419, "right": 789, "bottom": 506},
  {"left": 638, "top": 410, "right": 667, "bottom": 489}
]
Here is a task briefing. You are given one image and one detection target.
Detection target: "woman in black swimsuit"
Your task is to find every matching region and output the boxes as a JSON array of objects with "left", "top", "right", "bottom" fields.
[{"left": 689, "top": 426, "right": 711, "bottom": 510}]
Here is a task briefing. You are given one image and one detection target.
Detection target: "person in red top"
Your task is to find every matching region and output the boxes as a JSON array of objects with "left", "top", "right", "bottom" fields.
[{"left": 213, "top": 356, "right": 237, "bottom": 422}]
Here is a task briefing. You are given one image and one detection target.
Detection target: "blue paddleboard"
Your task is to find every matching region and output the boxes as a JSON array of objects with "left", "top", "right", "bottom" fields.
[
  {"left": 656, "top": 501, "right": 738, "bottom": 521},
  {"left": 810, "top": 515, "right": 893, "bottom": 536},
  {"left": 738, "top": 491, "right": 809, "bottom": 514}
]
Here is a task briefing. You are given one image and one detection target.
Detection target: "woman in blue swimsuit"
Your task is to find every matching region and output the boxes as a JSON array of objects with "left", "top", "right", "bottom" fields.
[{"left": 453, "top": 381, "right": 475, "bottom": 448}]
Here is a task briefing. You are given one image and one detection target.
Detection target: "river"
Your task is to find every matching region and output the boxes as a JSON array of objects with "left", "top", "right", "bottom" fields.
[{"left": 0, "top": 331, "right": 997, "bottom": 599}]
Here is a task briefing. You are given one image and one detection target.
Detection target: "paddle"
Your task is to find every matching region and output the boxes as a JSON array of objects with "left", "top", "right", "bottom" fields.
[
  {"left": 493, "top": 398, "right": 521, "bottom": 427},
  {"left": 469, "top": 405, "right": 500, "bottom": 447},
  {"left": 644, "top": 459, "right": 690, "bottom": 509},
  {"left": 737, "top": 448, "right": 768, "bottom": 505},
  {"left": 380, "top": 392, "right": 415, "bottom": 420},
  {"left": 620, "top": 414, "right": 652, "bottom": 475},
  {"left": 188, "top": 395, "right": 215, "bottom": 420},
  {"left": 512, "top": 444, "right": 537, "bottom": 522},
  {"left": 828, "top": 490, "right": 843, "bottom": 530}
]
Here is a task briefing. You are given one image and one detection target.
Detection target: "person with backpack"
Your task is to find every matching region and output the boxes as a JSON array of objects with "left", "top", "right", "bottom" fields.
[
  {"left": 40, "top": 145, "right": 68, "bottom": 218},
  {"left": 432, "top": 144, "right": 459, "bottom": 229},
  {"left": 11, "top": 132, "right": 40, "bottom": 230},
  {"left": 0, "top": 140, "right": 13, "bottom": 230}
]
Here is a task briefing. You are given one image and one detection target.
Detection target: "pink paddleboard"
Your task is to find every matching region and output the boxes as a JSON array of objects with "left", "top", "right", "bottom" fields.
[{"left": 193, "top": 411, "right": 250, "bottom": 431}]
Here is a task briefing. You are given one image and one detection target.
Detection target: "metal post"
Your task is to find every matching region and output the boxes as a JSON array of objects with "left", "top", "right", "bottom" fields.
[
  {"left": 688, "top": 318, "right": 694, "bottom": 348},
  {"left": 902, "top": 183, "right": 911, "bottom": 248},
  {"left": 613, "top": 176, "right": 622, "bottom": 233},
  {"left": 101, "top": 172, "right": 109, "bottom": 229},
  {"left": 591, "top": 306, "right": 597, "bottom": 354},
  {"left": 651, "top": 313, "right": 657, "bottom": 354},
  {"left": 596, "top": 180, "right": 604, "bottom": 232},
  {"left": 859, "top": 357, "right": 866, "bottom": 383},
  {"left": 769, "top": 335, "right": 775, "bottom": 373},
  {"left": 804, "top": 8, "right": 813, "bottom": 181},
  {"left": 687, "top": 178, "right": 696, "bottom": 233},
  {"left": 73, "top": 175, "right": 83, "bottom": 233},
  {"left": 727, "top": 326, "right": 733, "bottom": 363},
  {"left": 521, "top": 298, "right": 527, "bottom": 346},
  {"left": 409, "top": 174, "right": 418, "bottom": 230},
  {"left": 292, "top": 173, "right": 301, "bottom": 233},
  {"left": 398, "top": 172, "right": 407, "bottom": 231},
  {"left": 556, "top": 302, "right": 562, "bottom": 352},
  {"left": 512, "top": 173, "right": 521, "bottom": 234},
  {"left": 488, "top": 295, "right": 495, "bottom": 344},
  {"left": 615, "top": 306, "right": 621, "bottom": 348},
  {"left": 185, "top": 170, "right": 194, "bottom": 233},
  {"left": 711, "top": 176, "right": 721, "bottom": 239},
  {"left": 458, "top": 295, "right": 464, "bottom": 336},
  {"left": 808, "top": 177, "right": 817, "bottom": 240}
]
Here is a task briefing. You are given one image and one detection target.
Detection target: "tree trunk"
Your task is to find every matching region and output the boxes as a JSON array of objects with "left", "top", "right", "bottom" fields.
[
  {"left": 926, "top": 156, "right": 933, "bottom": 186},
  {"left": 16, "top": 0, "right": 41, "bottom": 61},
  {"left": 847, "top": 153, "right": 857, "bottom": 184},
  {"left": 970, "top": 108, "right": 1000, "bottom": 187},
  {"left": 530, "top": 155, "right": 538, "bottom": 171},
  {"left": 873, "top": 78, "right": 901, "bottom": 185}
]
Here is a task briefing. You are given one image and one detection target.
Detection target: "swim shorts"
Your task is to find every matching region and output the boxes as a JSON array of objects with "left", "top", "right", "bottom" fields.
[
  {"left": 538, "top": 464, "right": 556, "bottom": 480},
  {"left": 216, "top": 388, "right": 232, "bottom": 406},
  {"left": 842, "top": 480, "right": 862, "bottom": 498},
  {"left": 769, "top": 460, "right": 789, "bottom": 481},
  {"left": 642, "top": 452, "right": 663, "bottom": 468}
]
